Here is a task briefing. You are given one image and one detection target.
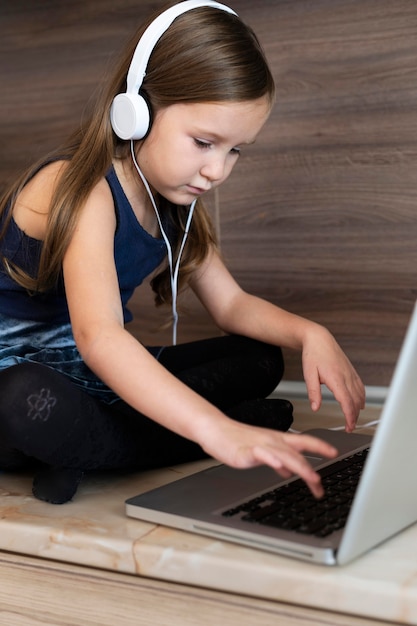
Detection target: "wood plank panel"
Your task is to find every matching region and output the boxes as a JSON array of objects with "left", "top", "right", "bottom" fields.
[
  {"left": 0, "top": 0, "right": 154, "bottom": 188},
  {"left": 0, "top": 550, "right": 390, "bottom": 626},
  {"left": 219, "top": 0, "right": 417, "bottom": 385},
  {"left": 1, "top": 0, "right": 417, "bottom": 387}
]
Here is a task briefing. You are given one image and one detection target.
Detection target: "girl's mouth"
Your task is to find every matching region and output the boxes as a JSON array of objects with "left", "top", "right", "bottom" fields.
[{"left": 186, "top": 185, "right": 209, "bottom": 196}]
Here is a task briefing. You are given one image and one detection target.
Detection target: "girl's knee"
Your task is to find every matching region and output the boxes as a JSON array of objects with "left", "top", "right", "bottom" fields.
[{"left": 0, "top": 362, "right": 61, "bottom": 435}]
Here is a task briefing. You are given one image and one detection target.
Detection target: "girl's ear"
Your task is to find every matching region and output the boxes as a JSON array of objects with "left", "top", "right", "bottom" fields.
[{"left": 110, "top": 92, "right": 151, "bottom": 141}]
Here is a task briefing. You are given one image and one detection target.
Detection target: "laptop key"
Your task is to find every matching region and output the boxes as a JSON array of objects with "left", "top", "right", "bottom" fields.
[{"left": 224, "top": 448, "right": 370, "bottom": 537}]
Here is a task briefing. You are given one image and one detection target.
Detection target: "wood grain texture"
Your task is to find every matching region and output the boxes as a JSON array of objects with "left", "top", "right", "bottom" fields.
[
  {"left": 1, "top": 0, "right": 417, "bottom": 386},
  {"left": 220, "top": 0, "right": 417, "bottom": 385},
  {"left": 0, "top": 550, "right": 391, "bottom": 626}
]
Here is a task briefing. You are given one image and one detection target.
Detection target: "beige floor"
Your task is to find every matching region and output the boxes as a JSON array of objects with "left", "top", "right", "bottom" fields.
[
  {"left": 0, "top": 397, "right": 391, "bottom": 626},
  {"left": 281, "top": 396, "right": 381, "bottom": 437}
]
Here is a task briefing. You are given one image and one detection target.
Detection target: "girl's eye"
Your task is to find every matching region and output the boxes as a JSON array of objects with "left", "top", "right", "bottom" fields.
[
  {"left": 193, "top": 139, "right": 240, "bottom": 155},
  {"left": 194, "top": 139, "right": 212, "bottom": 150}
]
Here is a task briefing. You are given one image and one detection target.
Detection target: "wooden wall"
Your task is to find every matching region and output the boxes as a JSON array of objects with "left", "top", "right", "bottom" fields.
[{"left": 2, "top": 0, "right": 417, "bottom": 387}]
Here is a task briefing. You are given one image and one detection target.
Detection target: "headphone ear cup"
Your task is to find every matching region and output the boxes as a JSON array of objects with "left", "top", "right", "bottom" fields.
[{"left": 110, "top": 92, "right": 151, "bottom": 140}]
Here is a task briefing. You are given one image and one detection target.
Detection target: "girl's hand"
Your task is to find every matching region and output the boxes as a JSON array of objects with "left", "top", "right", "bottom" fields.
[
  {"left": 201, "top": 420, "right": 338, "bottom": 498},
  {"left": 301, "top": 326, "right": 365, "bottom": 432}
]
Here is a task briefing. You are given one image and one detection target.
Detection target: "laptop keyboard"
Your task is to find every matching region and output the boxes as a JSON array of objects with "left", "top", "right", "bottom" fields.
[{"left": 222, "top": 448, "right": 369, "bottom": 538}]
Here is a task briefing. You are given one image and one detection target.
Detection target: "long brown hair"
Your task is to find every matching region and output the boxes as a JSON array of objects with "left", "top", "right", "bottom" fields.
[{"left": 0, "top": 1, "right": 275, "bottom": 306}]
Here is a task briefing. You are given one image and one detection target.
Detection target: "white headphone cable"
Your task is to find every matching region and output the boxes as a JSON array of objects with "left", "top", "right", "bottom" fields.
[{"left": 130, "top": 140, "right": 196, "bottom": 344}]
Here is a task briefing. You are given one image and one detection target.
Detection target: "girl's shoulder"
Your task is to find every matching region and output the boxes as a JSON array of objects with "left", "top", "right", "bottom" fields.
[
  {"left": 13, "top": 160, "right": 114, "bottom": 241},
  {"left": 13, "top": 160, "right": 68, "bottom": 240}
]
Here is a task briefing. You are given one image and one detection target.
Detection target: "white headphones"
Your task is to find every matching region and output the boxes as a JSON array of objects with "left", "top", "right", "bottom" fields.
[
  {"left": 113, "top": 1, "right": 237, "bottom": 344},
  {"left": 110, "top": 0, "right": 237, "bottom": 140}
]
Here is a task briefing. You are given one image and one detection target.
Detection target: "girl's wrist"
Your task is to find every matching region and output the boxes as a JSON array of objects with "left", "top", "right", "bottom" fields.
[
  {"left": 289, "top": 316, "right": 329, "bottom": 351},
  {"left": 191, "top": 409, "right": 236, "bottom": 457}
]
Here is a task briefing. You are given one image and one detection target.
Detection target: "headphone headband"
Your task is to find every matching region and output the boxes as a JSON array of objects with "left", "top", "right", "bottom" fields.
[{"left": 110, "top": 0, "right": 237, "bottom": 140}]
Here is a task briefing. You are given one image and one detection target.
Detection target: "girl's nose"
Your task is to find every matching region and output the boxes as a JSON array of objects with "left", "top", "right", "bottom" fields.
[{"left": 200, "top": 157, "right": 227, "bottom": 183}]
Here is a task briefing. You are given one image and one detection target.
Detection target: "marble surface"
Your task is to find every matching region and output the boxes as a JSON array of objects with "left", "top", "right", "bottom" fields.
[{"left": 0, "top": 401, "right": 416, "bottom": 625}]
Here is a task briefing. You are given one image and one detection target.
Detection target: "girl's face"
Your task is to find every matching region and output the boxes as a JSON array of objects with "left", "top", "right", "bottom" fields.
[{"left": 136, "top": 97, "right": 271, "bottom": 205}]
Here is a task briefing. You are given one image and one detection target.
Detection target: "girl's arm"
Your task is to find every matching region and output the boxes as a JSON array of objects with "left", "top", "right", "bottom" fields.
[
  {"left": 62, "top": 182, "right": 337, "bottom": 497},
  {"left": 190, "top": 248, "right": 365, "bottom": 431}
]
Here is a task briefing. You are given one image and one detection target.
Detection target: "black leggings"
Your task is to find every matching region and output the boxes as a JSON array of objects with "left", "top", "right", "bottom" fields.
[{"left": 0, "top": 335, "right": 290, "bottom": 502}]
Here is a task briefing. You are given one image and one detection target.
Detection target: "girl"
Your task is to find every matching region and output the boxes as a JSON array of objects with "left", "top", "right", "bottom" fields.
[{"left": 0, "top": 0, "right": 365, "bottom": 504}]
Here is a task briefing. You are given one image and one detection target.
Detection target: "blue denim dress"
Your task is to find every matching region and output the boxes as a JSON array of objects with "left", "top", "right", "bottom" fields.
[
  {"left": 0, "top": 167, "right": 167, "bottom": 404},
  {"left": 0, "top": 314, "right": 122, "bottom": 402}
]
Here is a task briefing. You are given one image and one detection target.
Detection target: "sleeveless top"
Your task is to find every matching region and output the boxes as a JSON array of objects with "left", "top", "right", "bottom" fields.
[
  {"left": 0, "top": 166, "right": 168, "bottom": 403},
  {"left": 0, "top": 166, "right": 167, "bottom": 324}
]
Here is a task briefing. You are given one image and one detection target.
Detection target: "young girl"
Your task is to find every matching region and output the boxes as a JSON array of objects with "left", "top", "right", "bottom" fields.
[{"left": 0, "top": 0, "right": 365, "bottom": 504}]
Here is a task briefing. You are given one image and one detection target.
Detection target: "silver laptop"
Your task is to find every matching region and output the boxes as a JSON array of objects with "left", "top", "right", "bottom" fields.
[{"left": 126, "top": 302, "right": 417, "bottom": 566}]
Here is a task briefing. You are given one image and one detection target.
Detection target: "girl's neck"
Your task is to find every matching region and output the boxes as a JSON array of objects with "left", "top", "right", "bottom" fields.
[{"left": 113, "top": 157, "right": 160, "bottom": 239}]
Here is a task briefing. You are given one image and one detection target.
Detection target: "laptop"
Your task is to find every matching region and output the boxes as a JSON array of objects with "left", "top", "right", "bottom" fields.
[{"left": 126, "top": 302, "right": 417, "bottom": 566}]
